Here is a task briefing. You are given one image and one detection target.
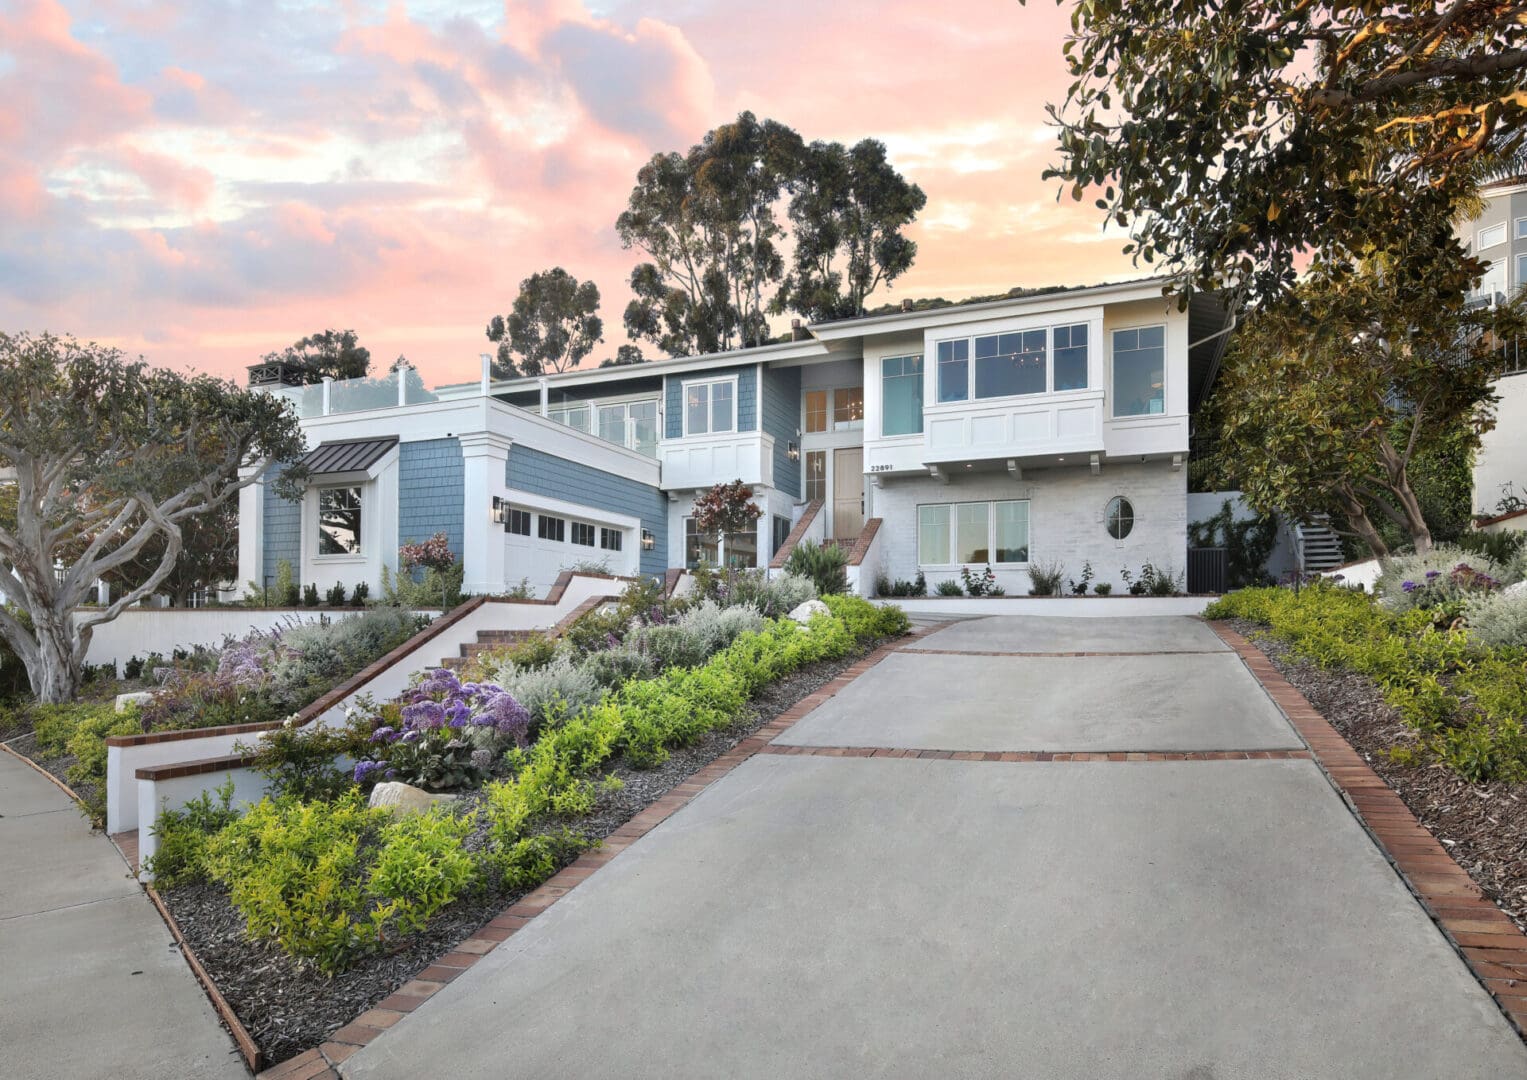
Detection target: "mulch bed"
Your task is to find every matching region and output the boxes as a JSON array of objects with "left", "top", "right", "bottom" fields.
[
  {"left": 158, "top": 642, "right": 880, "bottom": 1067},
  {"left": 1228, "top": 618, "right": 1527, "bottom": 934}
]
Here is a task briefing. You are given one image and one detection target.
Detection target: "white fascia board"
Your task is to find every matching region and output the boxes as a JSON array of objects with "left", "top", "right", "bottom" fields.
[
  {"left": 807, "top": 278, "right": 1175, "bottom": 341},
  {"left": 478, "top": 340, "right": 833, "bottom": 396}
]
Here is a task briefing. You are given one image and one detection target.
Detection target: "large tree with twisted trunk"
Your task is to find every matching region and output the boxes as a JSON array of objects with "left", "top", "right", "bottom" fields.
[
  {"left": 0, "top": 333, "right": 306, "bottom": 702},
  {"left": 1033, "top": 0, "right": 1527, "bottom": 301}
]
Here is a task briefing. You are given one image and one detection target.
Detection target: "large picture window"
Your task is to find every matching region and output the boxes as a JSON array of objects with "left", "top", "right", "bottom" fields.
[
  {"left": 974, "top": 331, "right": 1046, "bottom": 399},
  {"left": 918, "top": 499, "right": 1030, "bottom": 566},
  {"left": 317, "top": 487, "right": 362, "bottom": 555},
  {"left": 1112, "top": 326, "right": 1166, "bottom": 417},
  {"left": 684, "top": 379, "right": 735, "bottom": 436},
  {"left": 935, "top": 322, "right": 1090, "bottom": 402},
  {"left": 881, "top": 355, "right": 924, "bottom": 436}
]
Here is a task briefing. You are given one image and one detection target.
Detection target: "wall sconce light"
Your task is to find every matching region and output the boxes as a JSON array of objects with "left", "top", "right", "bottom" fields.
[
  {"left": 490, "top": 496, "right": 507, "bottom": 526},
  {"left": 641, "top": 528, "right": 656, "bottom": 551},
  {"left": 787, "top": 441, "right": 799, "bottom": 462}
]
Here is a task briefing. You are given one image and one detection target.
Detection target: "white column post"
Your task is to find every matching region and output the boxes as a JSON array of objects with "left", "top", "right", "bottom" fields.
[
  {"left": 96, "top": 579, "right": 109, "bottom": 606},
  {"left": 458, "top": 432, "right": 514, "bottom": 595},
  {"left": 237, "top": 466, "right": 265, "bottom": 598},
  {"left": 480, "top": 353, "right": 492, "bottom": 397},
  {"left": 396, "top": 362, "right": 409, "bottom": 407},
  {"left": 538, "top": 377, "right": 549, "bottom": 417},
  {"left": 321, "top": 376, "right": 333, "bottom": 416}
]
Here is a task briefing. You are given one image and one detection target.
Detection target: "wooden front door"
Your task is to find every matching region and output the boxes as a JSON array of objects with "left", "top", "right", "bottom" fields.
[{"left": 833, "top": 447, "right": 864, "bottom": 541}]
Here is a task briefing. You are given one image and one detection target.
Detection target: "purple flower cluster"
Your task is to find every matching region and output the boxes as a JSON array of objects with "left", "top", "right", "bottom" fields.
[{"left": 350, "top": 668, "right": 532, "bottom": 789}]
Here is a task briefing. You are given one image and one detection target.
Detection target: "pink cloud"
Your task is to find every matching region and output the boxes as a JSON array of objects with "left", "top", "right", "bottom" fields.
[{"left": 0, "top": 0, "right": 1142, "bottom": 387}]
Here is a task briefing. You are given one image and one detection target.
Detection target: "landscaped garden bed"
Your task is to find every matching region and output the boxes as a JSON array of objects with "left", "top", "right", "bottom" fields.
[
  {"left": 1208, "top": 549, "right": 1527, "bottom": 935},
  {"left": 137, "top": 573, "right": 907, "bottom": 1068}
]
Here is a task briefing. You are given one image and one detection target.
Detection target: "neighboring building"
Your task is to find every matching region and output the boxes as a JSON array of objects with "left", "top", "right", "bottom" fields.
[
  {"left": 1465, "top": 177, "right": 1527, "bottom": 518},
  {"left": 239, "top": 277, "right": 1234, "bottom": 597}
]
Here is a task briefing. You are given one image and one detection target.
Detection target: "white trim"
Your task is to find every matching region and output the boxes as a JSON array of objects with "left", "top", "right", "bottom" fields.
[
  {"left": 1478, "top": 221, "right": 1508, "bottom": 250},
  {"left": 500, "top": 487, "right": 641, "bottom": 532}
]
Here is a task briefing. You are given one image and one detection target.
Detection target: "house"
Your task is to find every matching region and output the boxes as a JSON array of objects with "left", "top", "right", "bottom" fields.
[
  {"left": 237, "top": 277, "right": 1234, "bottom": 598},
  {"left": 1464, "top": 176, "right": 1527, "bottom": 521}
]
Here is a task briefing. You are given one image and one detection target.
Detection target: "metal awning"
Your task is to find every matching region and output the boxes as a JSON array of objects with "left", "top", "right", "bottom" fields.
[{"left": 301, "top": 436, "right": 398, "bottom": 475}]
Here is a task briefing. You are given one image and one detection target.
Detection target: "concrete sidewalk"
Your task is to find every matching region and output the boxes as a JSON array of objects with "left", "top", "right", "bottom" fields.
[
  {"left": 342, "top": 615, "right": 1527, "bottom": 1080},
  {"left": 0, "top": 749, "right": 246, "bottom": 1080}
]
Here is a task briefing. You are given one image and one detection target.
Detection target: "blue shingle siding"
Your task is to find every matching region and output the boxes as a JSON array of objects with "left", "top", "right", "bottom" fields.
[
  {"left": 261, "top": 465, "right": 301, "bottom": 587},
  {"left": 506, "top": 446, "right": 669, "bottom": 578},
  {"left": 398, "top": 439, "right": 465, "bottom": 558},
  {"left": 664, "top": 365, "right": 758, "bottom": 439},
  {"left": 762, "top": 365, "right": 802, "bottom": 499}
]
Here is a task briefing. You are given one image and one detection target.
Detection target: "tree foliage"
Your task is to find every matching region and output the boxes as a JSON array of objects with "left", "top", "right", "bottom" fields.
[
  {"left": 618, "top": 113, "right": 926, "bottom": 354},
  {"left": 255, "top": 329, "right": 371, "bottom": 383},
  {"left": 599, "top": 344, "right": 647, "bottom": 368},
  {"left": 486, "top": 267, "right": 603, "bottom": 378},
  {"left": 0, "top": 333, "right": 307, "bottom": 702},
  {"left": 1035, "top": 0, "right": 1527, "bottom": 300},
  {"left": 776, "top": 138, "right": 927, "bottom": 322},
  {"left": 97, "top": 499, "right": 239, "bottom": 608},
  {"left": 1206, "top": 254, "right": 1524, "bottom": 557}
]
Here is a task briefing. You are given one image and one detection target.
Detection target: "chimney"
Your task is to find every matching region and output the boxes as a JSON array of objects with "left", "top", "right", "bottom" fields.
[
  {"left": 790, "top": 318, "right": 809, "bottom": 341},
  {"left": 900, "top": 298, "right": 914, "bottom": 313}
]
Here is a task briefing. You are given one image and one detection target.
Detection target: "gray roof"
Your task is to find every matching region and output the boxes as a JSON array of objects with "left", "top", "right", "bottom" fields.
[{"left": 301, "top": 437, "right": 398, "bottom": 475}]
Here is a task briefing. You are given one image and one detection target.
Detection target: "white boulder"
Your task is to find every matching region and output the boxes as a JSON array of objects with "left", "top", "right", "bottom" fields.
[
  {"left": 1503, "top": 580, "right": 1527, "bottom": 600},
  {"left": 367, "top": 781, "right": 457, "bottom": 814},
  {"left": 115, "top": 691, "right": 153, "bottom": 713},
  {"left": 787, "top": 599, "right": 831, "bottom": 625}
]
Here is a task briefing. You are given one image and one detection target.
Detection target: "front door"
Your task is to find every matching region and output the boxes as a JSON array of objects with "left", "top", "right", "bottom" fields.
[{"left": 833, "top": 447, "right": 864, "bottom": 541}]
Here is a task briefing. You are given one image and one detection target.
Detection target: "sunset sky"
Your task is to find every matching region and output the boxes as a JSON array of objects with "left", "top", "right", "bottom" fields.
[{"left": 0, "top": 0, "right": 1140, "bottom": 385}]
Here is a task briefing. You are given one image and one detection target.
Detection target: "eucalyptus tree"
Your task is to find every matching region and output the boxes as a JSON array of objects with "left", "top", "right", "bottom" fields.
[{"left": 486, "top": 267, "right": 603, "bottom": 377}]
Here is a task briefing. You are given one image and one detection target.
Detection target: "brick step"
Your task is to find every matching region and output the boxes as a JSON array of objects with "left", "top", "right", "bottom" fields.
[{"left": 476, "top": 630, "right": 536, "bottom": 643}]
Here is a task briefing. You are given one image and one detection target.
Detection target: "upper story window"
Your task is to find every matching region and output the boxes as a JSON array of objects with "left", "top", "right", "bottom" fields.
[
  {"left": 1479, "top": 222, "right": 1508, "bottom": 249},
  {"left": 594, "top": 399, "right": 659, "bottom": 457},
  {"left": 317, "top": 486, "right": 363, "bottom": 556},
  {"left": 1112, "top": 326, "right": 1166, "bottom": 417},
  {"left": 1517, "top": 217, "right": 1527, "bottom": 240},
  {"left": 833, "top": 387, "right": 864, "bottom": 430},
  {"left": 881, "top": 355, "right": 924, "bottom": 436},
  {"left": 804, "top": 390, "right": 828, "bottom": 433},
  {"left": 684, "top": 378, "right": 735, "bottom": 436},
  {"left": 1518, "top": 253, "right": 1527, "bottom": 290},
  {"left": 935, "top": 322, "right": 1090, "bottom": 404},
  {"left": 548, "top": 403, "right": 590, "bottom": 433}
]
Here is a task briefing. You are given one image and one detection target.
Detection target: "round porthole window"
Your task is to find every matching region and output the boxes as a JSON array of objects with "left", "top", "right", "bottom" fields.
[{"left": 1106, "top": 496, "right": 1134, "bottom": 540}]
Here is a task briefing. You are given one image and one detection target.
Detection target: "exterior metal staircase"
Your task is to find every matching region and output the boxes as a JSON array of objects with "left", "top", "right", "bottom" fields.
[{"left": 1293, "top": 515, "right": 1345, "bottom": 573}]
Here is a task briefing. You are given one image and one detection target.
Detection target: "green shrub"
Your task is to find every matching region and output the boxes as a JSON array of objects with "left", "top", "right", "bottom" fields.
[
  {"left": 145, "top": 779, "right": 240, "bottom": 889},
  {"left": 378, "top": 561, "right": 465, "bottom": 611},
  {"left": 1373, "top": 545, "right": 1513, "bottom": 613},
  {"left": 326, "top": 582, "right": 348, "bottom": 608},
  {"left": 578, "top": 643, "right": 654, "bottom": 690},
  {"left": 675, "top": 600, "right": 766, "bottom": 656},
  {"left": 822, "top": 593, "right": 910, "bottom": 640},
  {"left": 714, "top": 570, "right": 817, "bottom": 616},
  {"left": 366, "top": 809, "right": 480, "bottom": 933},
  {"left": 1208, "top": 583, "right": 1527, "bottom": 782},
  {"left": 1026, "top": 557, "right": 1066, "bottom": 596},
  {"left": 302, "top": 583, "right": 320, "bottom": 607},
  {"left": 1187, "top": 500, "right": 1278, "bottom": 588},
  {"left": 242, "top": 717, "right": 370, "bottom": 802},
  {"left": 877, "top": 572, "right": 926, "bottom": 597},
  {"left": 1463, "top": 591, "right": 1527, "bottom": 650},
  {"left": 487, "top": 654, "right": 603, "bottom": 734},
  {"left": 934, "top": 579, "right": 964, "bottom": 597},
  {"left": 630, "top": 623, "right": 707, "bottom": 672},
  {"left": 1457, "top": 529, "right": 1527, "bottom": 566},
  {"left": 784, "top": 541, "right": 848, "bottom": 596}
]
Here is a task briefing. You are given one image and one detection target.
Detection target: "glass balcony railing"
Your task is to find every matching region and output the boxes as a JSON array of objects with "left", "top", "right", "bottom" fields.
[{"left": 288, "top": 370, "right": 440, "bottom": 418}]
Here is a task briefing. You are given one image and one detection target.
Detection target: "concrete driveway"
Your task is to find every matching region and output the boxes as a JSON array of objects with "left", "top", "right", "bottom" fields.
[{"left": 344, "top": 616, "right": 1527, "bottom": 1080}]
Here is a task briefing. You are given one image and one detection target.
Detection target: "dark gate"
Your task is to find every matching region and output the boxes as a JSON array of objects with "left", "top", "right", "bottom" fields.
[{"left": 1187, "top": 547, "right": 1228, "bottom": 595}]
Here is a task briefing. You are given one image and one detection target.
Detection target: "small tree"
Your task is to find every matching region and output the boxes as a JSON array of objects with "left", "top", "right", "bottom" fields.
[
  {"left": 0, "top": 333, "right": 306, "bottom": 702},
  {"left": 486, "top": 268, "right": 603, "bottom": 378},
  {"left": 690, "top": 480, "right": 763, "bottom": 565},
  {"left": 255, "top": 329, "right": 371, "bottom": 383},
  {"left": 599, "top": 344, "right": 647, "bottom": 368},
  {"left": 399, "top": 532, "right": 456, "bottom": 609}
]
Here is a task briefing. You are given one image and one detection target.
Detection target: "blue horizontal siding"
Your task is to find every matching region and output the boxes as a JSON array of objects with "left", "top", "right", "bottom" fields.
[
  {"left": 261, "top": 465, "right": 301, "bottom": 587},
  {"left": 506, "top": 446, "right": 668, "bottom": 578},
  {"left": 398, "top": 438, "right": 464, "bottom": 558}
]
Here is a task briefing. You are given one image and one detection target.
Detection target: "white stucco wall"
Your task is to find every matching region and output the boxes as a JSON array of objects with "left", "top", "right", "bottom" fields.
[
  {"left": 868, "top": 459, "right": 1186, "bottom": 595},
  {"left": 1186, "top": 491, "right": 1298, "bottom": 582},
  {"left": 1476, "top": 374, "right": 1527, "bottom": 515}
]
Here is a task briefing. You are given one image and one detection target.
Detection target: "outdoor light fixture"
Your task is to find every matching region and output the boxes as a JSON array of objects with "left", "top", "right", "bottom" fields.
[
  {"left": 787, "top": 441, "right": 799, "bottom": 462},
  {"left": 641, "top": 528, "right": 656, "bottom": 551},
  {"left": 490, "top": 496, "right": 507, "bottom": 526}
]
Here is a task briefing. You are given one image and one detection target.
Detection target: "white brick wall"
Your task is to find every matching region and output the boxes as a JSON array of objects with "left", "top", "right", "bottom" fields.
[{"left": 868, "top": 460, "right": 1186, "bottom": 594}]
